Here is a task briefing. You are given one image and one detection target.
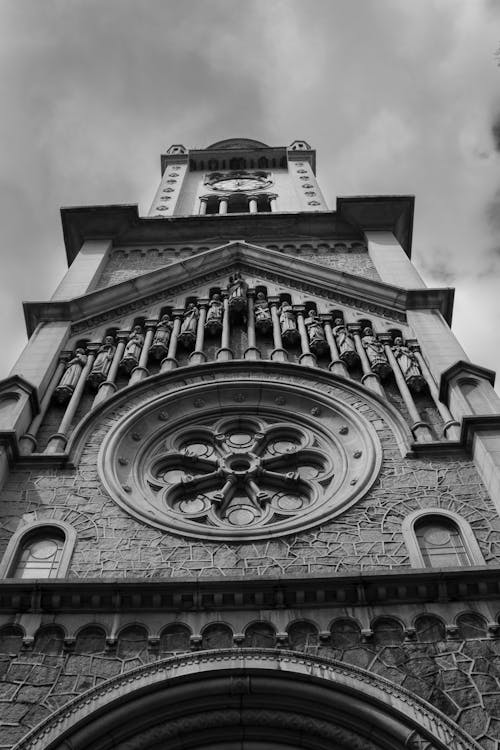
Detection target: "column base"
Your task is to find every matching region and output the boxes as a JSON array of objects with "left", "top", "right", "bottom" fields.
[
  {"left": 160, "top": 357, "right": 178, "bottom": 373},
  {"left": 271, "top": 348, "right": 288, "bottom": 362},
  {"left": 443, "top": 420, "right": 461, "bottom": 441},
  {"left": 329, "top": 360, "right": 349, "bottom": 378},
  {"left": 216, "top": 347, "right": 233, "bottom": 362},
  {"left": 244, "top": 347, "right": 261, "bottom": 360},
  {"left": 19, "top": 433, "right": 37, "bottom": 456},
  {"left": 299, "top": 352, "right": 317, "bottom": 367},
  {"left": 189, "top": 351, "right": 208, "bottom": 365},
  {"left": 411, "top": 421, "right": 433, "bottom": 443},
  {"left": 129, "top": 366, "right": 149, "bottom": 385},
  {"left": 45, "top": 432, "right": 68, "bottom": 454}
]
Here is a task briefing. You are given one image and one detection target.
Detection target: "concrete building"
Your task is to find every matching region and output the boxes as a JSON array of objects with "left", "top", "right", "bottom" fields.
[{"left": 1, "top": 137, "right": 500, "bottom": 749}]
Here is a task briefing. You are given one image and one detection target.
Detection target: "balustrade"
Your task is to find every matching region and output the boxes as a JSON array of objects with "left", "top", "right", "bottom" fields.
[{"left": 30, "top": 276, "right": 464, "bottom": 453}]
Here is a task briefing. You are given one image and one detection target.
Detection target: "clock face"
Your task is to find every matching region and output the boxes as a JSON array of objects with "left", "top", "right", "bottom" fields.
[{"left": 206, "top": 171, "right": 273, "bottom": 192}]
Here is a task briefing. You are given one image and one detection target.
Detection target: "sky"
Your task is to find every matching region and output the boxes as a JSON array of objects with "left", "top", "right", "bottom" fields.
[{"left": 1, "top": 0, "right": 500, "bottom": 391}]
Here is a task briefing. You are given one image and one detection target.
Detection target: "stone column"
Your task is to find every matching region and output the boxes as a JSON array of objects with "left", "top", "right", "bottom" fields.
[
  {"left": 129, "top": 320, "right": 157, "bottom": 385},
  {"left": 19, "top": 354, "right": 69, "bottom": 455},
  {"left": 217, "top": 295, "right": 233, "bottom": 361},
  {"left": 93, "top": 332, "right": 128, "bottom": 407},
  {"left": 219, "top": 198, "right": 228, "bottom": 215},
  {"left": 380, "top": 335, "right": 433, "bottom": 443},
  {"left": 350, "top": 325, "right": 385, "bottom": 397},
  {"left": 160, "top": 310, "right": 183, "bottom": 372},
  {"left": 268, "top": 297, "right": 287, "bottom": 362},
  {"left": 295, "top": 306, "right": 316, "bottom": 367},
  {"left": 199, "top": 197, "right": 208, "bottom": 215},
  {"left": 244, "top": 291, "right": 260, "bottom": 360},
  {"left": 322, "top": 315, "right": 349, "bottom": 378},
  {"left": 248, "top": 197, "right": 258, "bottom": 214},
  {"left": 269, "top": 196, "right": 278, "bottom": 213},
  {"left": 45, "top": 346, "right": 97, "bottom": 453},
  {"left": 411, "top": 344, "right": 460, "bottom": 440},
  {"left": 189, "top": 300, "right": 208, "bottom": 365}
]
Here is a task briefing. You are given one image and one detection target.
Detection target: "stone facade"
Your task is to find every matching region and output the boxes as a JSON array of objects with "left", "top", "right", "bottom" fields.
[{"left": 1, "top": 138, "right": 500, "bottom": 750}]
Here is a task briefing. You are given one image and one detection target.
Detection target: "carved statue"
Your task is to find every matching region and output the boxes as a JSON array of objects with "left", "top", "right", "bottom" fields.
[
  {"left": 178, "top": 303, "right": 199, "bottom": 349},
  {"left": 305, "top": 309, "right": 328, "bottom": 355},
  {"left": 53, "top": 348, "right": 87, "bottom": 405},
  {"left": 392, "top": 337, "right": 426, "bottom": 392},
  {"left": 254, "top": 292, "right": 272, "bottom": 333},
  {"left": 205, "top": 293, "right": 223, "bottom": 334},
  {"left": 228, "top": 272, "right": 247, "bottom": 313},
  {"left": 279, "top": 301, "right": 300, "bottom": 345},
  {"left": 150, "top": 314, "right": 173, "bottom": 360},
  {"left": 88, "top": 336, "right": 116, "bottom": 388},
  {"left": 120, "top": 326, "right": 144, "bottom": 374},
  {"left": 333, "top": 318, "right": 359, "bottom": 368},
  {"left": 361, "top": 327, "right": 391, "bottom": 379}
]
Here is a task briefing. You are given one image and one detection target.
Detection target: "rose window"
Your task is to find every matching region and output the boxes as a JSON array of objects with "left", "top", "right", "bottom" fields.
[
  {"left": 98, "top": 378, "right": 382, "bottom": 540},
  {"left": 146, "top": 418, "right": 332, "bottom": 530}
]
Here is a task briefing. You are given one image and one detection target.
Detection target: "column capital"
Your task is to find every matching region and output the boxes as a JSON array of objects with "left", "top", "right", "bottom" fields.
[
  {"left": 144, "top": 319, "right": 158, "bottom": 329},
  {"left": 268, "top": 296, "right": 281, "bottom": 305},
  {"left": 319, "top": 314, "right": 333, "bottom": 324},
  {"left": 292, "top": 305, "right": 306, "bottom": 314},
  {"left": 116, "top": 330, "right": 131, "bottom": 342},
  {"left": 172, "top": 308, "right": 185, "bottom": 317}
]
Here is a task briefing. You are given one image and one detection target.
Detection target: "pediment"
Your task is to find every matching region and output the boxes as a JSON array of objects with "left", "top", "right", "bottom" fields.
[{"left": 24, "top": 240, "right": 453, "bottom": 337}]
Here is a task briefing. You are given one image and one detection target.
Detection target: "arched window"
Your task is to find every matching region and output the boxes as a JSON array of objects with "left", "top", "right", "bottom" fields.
[
  {"left": 160, "top": 624, "right": 191, "bottom": 654},
  {"left": 117, "top": 625, "right": 148, "bottom": 658},
  {"left": 402, "top": 509, "right": 484, "bottom": 569},
  {"left": 243, "top": 622, "right": 276, "bottom": 648},
  {"left": 75, "top": 626, "right": 107, "bottom": 654},
  {"left": 201, "top": 623, "right": 233, "bottom": 650},
  {"left": 330, "top": 619, "right": 361, "bottom": 649},
  {"left": 0, "top": 625, "right": 23, "bottom": 654},
  {"left": 415, "top": 615, "right": 446, "bottom": 642},
  {"left": 0, "top": 521, "right": 76, "bottom": 579},
  {"left": 456, "top": 613, "right": 487, "bottom": 639},
  {"left": 288, "top": 621, "right": 318, "bottom": 650},
  {"left": 372, "top": 618, "right": 404, "bottom": 647},
  {"left": 34, "top": 626, "right": 64, "bottom": 655},
  {"left": 415, "top": 516, "right": 470, "bottom": 568}
]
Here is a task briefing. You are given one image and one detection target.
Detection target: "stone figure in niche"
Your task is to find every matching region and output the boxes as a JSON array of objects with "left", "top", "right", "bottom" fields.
[
  {"left": 54, "top": 348, "right": 87, "bottom": 404},
  {"left": 205, "top": 293, "right": 224, "bottom": 334},
  {"left": 361, "top": 327, "right": 391, "bottom": 379},
  {"left": 88, "top": 336, "right": 116, "bottom": 388},
  {"left": 254, "top": 292, "right": 272, "bottom": 333},
  {"left": 279, "top": 301, "right": 300, "bottom": 345},
  {"left": 150, "top": 314, "right": 173, "bottom": 360},
  {"left": 333, "top": 318, "right": 359, "bottom": 368},
  {"left": 178, "top": 302, "right": 199, "bottom": 349},
  {"left": 228, "top": 271, "right": 247, "bottom": 313},
  {"left": 120, "top": 326, "right": 144, "bottom": 374},
  {"left": 305, "top": 309, "right": 328, "bottom": 355},
  {"left": 391, "top": 337, "right": 426, "bottom": 392}
]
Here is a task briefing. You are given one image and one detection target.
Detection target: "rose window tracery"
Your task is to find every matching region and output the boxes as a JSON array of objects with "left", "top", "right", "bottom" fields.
[
  {"left": 146, "top": 418, "right": 332, "bottom": 530},
  {"left": 99, "top": 379, "right": 382, "bottom": 540}
]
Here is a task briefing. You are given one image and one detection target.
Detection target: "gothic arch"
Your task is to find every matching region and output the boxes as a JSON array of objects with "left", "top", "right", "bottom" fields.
[{"left": 12, "top": 649, "right": 481, "bottom": 750}]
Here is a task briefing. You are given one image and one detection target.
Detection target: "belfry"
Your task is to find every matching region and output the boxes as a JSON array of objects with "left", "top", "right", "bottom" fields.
[{"left": 1, "top": 137, "right": 500, "bottom": 749}]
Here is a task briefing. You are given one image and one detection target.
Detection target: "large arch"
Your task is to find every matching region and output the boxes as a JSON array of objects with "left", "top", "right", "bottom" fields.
[{"left": 13, "top": 650, "right": 480, "bottom": 750}]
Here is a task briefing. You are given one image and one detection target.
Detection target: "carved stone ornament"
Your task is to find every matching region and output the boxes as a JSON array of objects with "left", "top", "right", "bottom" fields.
[{"left": 98, "top": 378, "right": 381, "bottom": 540}]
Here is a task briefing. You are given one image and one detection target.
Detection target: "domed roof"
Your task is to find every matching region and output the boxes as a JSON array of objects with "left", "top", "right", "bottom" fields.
[{"left": 206, "top": 138, "right": 270, "bottom": 150}]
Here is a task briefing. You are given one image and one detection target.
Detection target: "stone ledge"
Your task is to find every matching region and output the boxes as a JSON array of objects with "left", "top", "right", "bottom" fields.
[{"left": 0, "top": 566, "right": 499, "bottom": 614}]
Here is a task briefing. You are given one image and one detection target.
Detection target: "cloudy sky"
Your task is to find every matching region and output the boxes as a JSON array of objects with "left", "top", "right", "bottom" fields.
[{"left": 1, "top": 0, "right": 500, "bottom": 390}]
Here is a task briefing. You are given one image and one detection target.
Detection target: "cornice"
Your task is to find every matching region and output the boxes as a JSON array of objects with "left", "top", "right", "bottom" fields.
[
  {"left": 60, "top": 196, "right": 414, "bottom": 267},
  {"left": 1, "top": 566, "right": 498, "bottom": 614},
  {"left": 24, "top": 241, "right": 453, "bottom": 336}
]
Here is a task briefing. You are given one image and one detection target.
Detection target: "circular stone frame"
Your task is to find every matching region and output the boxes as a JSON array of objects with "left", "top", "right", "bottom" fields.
[{"left": 98, "top": 378, "right": 382, "bottom": 541}]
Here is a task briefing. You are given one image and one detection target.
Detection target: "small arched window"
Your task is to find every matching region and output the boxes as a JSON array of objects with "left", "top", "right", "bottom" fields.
[
  {"left": 75, "top": 626, "right": 107, "bottom": 654},
  {"left": 402, "top": 509, "right": 484, "bottom": 569},
  {"left": 330, "top": 619, "right": 361, "bottom": 649},
  {"left": 160, "top": 624, "right": 191, "bottom": 654},
  {"left": 34, "top": 626, "right": 64, "bottom": 655},
  {"left": 201, "top": 623, "right": 233, "bottom": 650},
  {"left": 0, "top": 521, "right": 76, "bottom": 579},
  {"left": 415, "top": 516, "right": 470, "bottom": 568},
  {"left": 456, "top": 613, "right": 487, "bottom": 639},
  {"left": 415, "top": 615, "right": 446, "bottom": 643},
  {"left": 288, "top": 621, "right": 318, "bottom": 650},
  {"left": 372, "top": 618, "right": 404, "bottom": 647},
  {"left": 243, "top": 622, "right": 276, "bottom": 648},
  {"left": 0, "top": 625, "right": 23, "bottom": 655},
  {"left": 117, "top": 625, "right": 148, "bottom": 659}
]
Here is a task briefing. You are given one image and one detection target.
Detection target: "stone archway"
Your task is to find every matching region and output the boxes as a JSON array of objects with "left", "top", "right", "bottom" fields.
[{"left": 12, "top": 650, "right": 481, "bottom": 750}]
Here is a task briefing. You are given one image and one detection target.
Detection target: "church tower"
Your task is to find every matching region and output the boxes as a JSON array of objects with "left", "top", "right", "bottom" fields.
[{"left": 1, "top": 138, "right": 500, "bottom": 750}]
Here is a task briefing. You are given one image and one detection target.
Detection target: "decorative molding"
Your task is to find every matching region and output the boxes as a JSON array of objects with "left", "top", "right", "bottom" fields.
[{"left": 11, "top": 649, "right": 482, "bottom": 750}]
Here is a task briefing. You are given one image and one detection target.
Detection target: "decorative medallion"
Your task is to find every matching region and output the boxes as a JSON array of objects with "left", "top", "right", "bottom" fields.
[{"left": 98, "top": 377, "right": 382, "bottom": 541}]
